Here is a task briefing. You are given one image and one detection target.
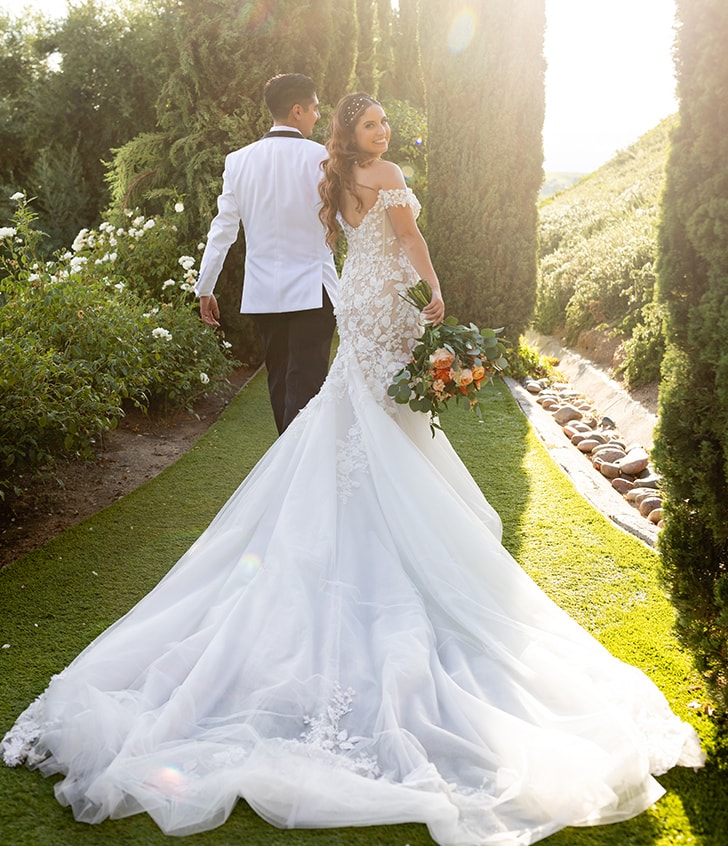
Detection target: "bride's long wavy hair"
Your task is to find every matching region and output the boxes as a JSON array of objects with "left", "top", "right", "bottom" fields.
[{"left": 318, "top": 92, "right": 381, "bottom": 251}]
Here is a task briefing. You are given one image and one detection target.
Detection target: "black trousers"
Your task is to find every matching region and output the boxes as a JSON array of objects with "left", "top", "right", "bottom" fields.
[{"left": 252, "top": 291, "right": 335, "bottom": 434}]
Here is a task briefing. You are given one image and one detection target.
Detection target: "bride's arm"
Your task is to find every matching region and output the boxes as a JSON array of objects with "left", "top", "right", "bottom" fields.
[{"left": 376, "top": 163, "right": 445, "bottom": 324}]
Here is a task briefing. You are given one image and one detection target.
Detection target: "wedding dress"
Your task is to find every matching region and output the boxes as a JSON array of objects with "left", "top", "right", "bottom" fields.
[{"left": 2, "top": 188, "right": 703, "bottom": 845}]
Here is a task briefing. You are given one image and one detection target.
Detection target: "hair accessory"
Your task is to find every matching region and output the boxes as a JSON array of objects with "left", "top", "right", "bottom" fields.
[{"left": 343, "top": 95, "right": 377, "bottom": 126}]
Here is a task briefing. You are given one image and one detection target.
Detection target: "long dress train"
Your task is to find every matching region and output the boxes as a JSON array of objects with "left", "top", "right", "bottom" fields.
[{"left": 1, "top": 188, "right": 703, "bottom": 845}]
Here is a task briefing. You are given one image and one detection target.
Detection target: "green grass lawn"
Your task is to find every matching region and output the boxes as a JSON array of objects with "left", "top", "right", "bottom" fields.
[{"left": 0, "top": 374, "right": 725, "bottom": 845}]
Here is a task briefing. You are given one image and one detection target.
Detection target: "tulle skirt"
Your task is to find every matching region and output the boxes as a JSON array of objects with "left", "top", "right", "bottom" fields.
[{"left": 1, "top": 358, "right": 703, "bottom": 844}]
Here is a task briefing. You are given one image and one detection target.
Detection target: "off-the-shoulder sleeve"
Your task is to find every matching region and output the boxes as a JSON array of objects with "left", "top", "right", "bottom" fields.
[{"left": 379, "top": 188, "right": 415, "bottom": 209}]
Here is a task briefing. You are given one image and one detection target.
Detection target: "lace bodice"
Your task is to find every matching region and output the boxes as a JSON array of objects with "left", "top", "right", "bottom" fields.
[{"left": 333, "top": 188, "right": 424, "bottom": 408}]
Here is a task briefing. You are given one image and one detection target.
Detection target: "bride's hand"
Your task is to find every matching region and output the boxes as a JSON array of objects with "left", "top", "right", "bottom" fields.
[{"left": 423, "top": 291, "right": 445, "bottom": 325}]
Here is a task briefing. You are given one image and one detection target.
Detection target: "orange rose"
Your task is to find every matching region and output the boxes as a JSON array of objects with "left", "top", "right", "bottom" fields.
[
  {"left": 472, "top": 365, "right": 485, "bottom": 381},
  {"left": 458, "top": 368, "right": 474, "bottom": 387},
  {"left": 429, "top": 348, "right": 455, "bottom": 370}
]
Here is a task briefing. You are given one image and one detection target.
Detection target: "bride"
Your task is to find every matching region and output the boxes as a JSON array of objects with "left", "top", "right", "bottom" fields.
[{"left": 1, "top": 92, "right": 704, "bottom": 845}]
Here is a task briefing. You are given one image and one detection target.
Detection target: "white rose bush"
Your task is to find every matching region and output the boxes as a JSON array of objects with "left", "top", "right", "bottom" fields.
[{"left": 0, "top": 196, "right": 238, "bottom": 502}]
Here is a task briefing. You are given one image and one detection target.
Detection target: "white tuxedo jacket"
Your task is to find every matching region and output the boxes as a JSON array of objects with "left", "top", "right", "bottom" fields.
[{"left": 194, "top": 129, "right": 338, "bottom": 313}]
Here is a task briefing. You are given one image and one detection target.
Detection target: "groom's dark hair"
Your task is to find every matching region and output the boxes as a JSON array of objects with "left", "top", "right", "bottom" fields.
[{"left": 264, "top": 73, "right": 316, "bottom": 120}]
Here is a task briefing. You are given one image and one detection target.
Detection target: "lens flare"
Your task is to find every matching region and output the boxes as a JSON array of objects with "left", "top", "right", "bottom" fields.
[
  {"left": 400, "top": 164, "right": 415, "bottom": 180},
  {"left": 239, "top": 552, "right": 262, "bottom": 574},
  {"left": 447, "top": 7, "right": 478, "bottom": 55},
  {"left": 150, "top": 765, "right": 186, "bottom": 795},
  {"left": 415, "top": 135, "right": 424, "bottom": 146}
]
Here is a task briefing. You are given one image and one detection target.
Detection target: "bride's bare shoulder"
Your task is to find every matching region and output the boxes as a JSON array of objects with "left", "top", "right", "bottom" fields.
[{"left": 372, "top": 160, "right": 407, "bottom": 190}]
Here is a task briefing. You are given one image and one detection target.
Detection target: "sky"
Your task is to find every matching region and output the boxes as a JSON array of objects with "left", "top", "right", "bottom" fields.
[
  {"left": 543, "top": 0, "right": 678, "bottom": 172},
  {"left": 2, "top": 0, "right": 679, "bottom": 175}
]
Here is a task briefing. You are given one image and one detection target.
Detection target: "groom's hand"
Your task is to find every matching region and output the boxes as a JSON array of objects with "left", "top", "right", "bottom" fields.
[{"left": 199, "top": 294, "right": 220, "bottom": 327}]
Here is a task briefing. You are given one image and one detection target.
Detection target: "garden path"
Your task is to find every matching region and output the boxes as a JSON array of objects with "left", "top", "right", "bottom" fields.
[{"left": 0, "top": 366, "right": 254, "bottom": 569}]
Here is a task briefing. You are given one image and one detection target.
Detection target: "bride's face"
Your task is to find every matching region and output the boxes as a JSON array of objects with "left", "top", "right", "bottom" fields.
[{"left": 353, "top": 104, "right": 391, "bottom": 158}]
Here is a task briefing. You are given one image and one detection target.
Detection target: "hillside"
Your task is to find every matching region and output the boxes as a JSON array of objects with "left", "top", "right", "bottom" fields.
[
  {"left": 540, "top": 171, "right": 585, "bottom": 199},
  {"left": 534, "top": 115, "right": 677, "bottom": 385}
]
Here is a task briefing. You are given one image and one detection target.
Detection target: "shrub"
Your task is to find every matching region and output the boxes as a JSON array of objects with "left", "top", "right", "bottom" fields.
[
  {"left": 504, "top": 338, "right": 561, "bottom": 383},
  {"left": 617, "top": 302, "right": 665, "bottom": 388},
  {"left": 535, "top": 119, "right": 673, "bottom": 380},
  {"left": 0, "top": 195, "right": 238, "bottom": 501}
]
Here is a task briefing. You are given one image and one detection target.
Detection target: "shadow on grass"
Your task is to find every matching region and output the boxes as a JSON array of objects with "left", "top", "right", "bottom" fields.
[
  {"left": 441, "top": 379, "right": 534, "bottom": 559},
  {"left": 660, "top": 719, "right": 728, "bottom": 846}
]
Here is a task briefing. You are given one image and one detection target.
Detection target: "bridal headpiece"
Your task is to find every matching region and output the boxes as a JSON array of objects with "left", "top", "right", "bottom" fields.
[{"left": 342, "top": 95, "right": 379, "bottom": 126}]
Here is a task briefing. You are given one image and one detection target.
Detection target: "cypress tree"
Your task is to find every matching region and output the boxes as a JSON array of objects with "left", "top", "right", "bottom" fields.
[
  {"left": 653, "top": 0, "right": 728, "bottom": 707},
  {"left": 383, "top": 0, "right": 425, "bottom": 107},
  {"left": 418, "top": 0, "right": 545, "bottom": 342},
  {"left": 320, "top": 0, "right": 358, "bottom": 103},
  {"left": 354, "top": 0, "right": 377, "bottom": 93}
]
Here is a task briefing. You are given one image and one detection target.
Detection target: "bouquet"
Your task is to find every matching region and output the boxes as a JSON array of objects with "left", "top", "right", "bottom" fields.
[{"left": 387, "top": 280, "right": 508, "bottom": 433}]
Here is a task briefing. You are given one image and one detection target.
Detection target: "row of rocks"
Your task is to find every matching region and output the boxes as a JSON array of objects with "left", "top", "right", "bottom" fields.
[{"left": 523, "top": 378, "right": 664, "bottom": 528}]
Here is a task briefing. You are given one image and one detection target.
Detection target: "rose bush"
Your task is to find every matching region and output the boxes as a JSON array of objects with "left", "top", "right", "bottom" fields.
[{"left": 0, "top": 195, "right": 238, "bottom": 501}]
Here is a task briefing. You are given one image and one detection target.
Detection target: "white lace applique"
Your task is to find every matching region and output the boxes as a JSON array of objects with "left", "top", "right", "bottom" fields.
[
  {"left": 336, "top": 420, "right": 368, "bottom": 503},
  {"left": 336, "top": 189, "right": 424, "bottom": 414},
  {"left": 379, "top": 188, "right": 416, "bottom": 212},
  {"left": 1, "top": 686, "right": 53, "bottom": 767},
  {"left": 301, "top": 685, "right": 380, "bottom": 778}
]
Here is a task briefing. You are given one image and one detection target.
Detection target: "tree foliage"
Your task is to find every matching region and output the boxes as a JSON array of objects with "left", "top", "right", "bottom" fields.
[
  {"left": 381, "top": 0, "right": 425, "bottom": 107},
  {"left": 653, "top": 0, "right": 728, "bottom": 708},
  {"left": 2, "top": 0, "right": 544, "bottom": 369},
  {"left": 419, "top": 0, "right": 545, "bottom": 343},
  {"left": 105, "top": 0, "right": 354, "bottom": 360},
  {"left": 0, "top": 1, "right": 176, "bottom": 251}
]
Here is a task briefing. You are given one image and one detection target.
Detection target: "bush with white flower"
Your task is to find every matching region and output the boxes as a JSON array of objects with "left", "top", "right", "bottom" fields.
[{"left": 0, "top": 194, "right": 238, "bottom": 502}]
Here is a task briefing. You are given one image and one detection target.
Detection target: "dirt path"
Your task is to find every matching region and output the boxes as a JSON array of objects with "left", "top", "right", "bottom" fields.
[{"left": 0, "top": 367, "right": 254, "bottom": 570}]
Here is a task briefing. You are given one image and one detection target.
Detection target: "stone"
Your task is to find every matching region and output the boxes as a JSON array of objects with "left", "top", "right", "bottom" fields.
[
  {"left": 625, "top": 488, "right": 652, "bottom": 504},
  {"left": 647, "top": 507, "right": 663, "bottom": 524},
  {"left": 525, "top": 380, "right": 542, "bottom": 394},
  {"left": 616, "top": 448, "right": 650, "bottom": 477},
  {"left": 612, "top": 478, "right": 635, "bottom": 495},
  {"left": 600, "top": 416, "right": 617, "bottom": 429},
  {"left": 634, "top": 473, "right": 661, "bottom": 488},
  {"left": 536, "top": 393, "right": 555, "bottom": 405},
  {"left": 639, "top": 495, "right": 663, "bottom": 517},
  {"left": 591, "top": 446, "right": 627, "bottom": 464},
  {"left": 599, "top": 462, "right": 621, "bottom": 479},
  {"left": 570, "top": 433, "right": 588, "bottom": 446},
  {"left": 589, "top": 432, "right": 609, "bottom": 445},
  {"left": 577, "top": 438, "right": 601, "bottom": 453},
  {"left": 553, "top": 405, "right": 583, "bottom": 425}
]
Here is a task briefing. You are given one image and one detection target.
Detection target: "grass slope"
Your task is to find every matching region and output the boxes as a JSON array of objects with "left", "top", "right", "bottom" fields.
[
  {"left": 0, "top": 375, "right": 725, "bottom": 845},
  {"left": 536, "top": 115, "right": 678, "bottom": 355}
]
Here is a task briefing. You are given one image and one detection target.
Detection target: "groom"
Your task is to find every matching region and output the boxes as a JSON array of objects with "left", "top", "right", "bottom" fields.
[{"left": 194, "top": 73, "right": 338, "bottom": 434}]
